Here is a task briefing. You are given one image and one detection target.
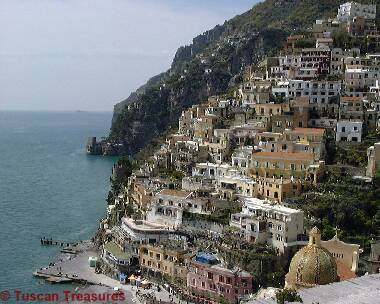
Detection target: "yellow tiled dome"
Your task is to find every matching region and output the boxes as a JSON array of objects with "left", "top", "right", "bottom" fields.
[{"left": 285, "top": 227, "right": 337, "bottom": 289}]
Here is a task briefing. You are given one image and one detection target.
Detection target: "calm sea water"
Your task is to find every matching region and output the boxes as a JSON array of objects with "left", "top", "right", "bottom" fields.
[{"left": 0, "top": 111, "right": 117, "bottom": 301}]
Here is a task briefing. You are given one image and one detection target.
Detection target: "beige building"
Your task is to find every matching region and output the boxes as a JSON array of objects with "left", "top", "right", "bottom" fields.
[
  {"left": 257, "top": 128, "right": 326, "bottom": 161},
  {"left": 129, "top": 182, "right": 154, "bottom": 211},
  {"left": 321, "top": 234, "right": 360, "bottom": 278},
  {"left": 366, "top": 142, "right": 380, "bottom": 178},
  {"left": 240, "top": 80, "right": 272, "bottom": 106},
  {"left": 193, "top": 115, "right": 220, "bottom": 142},
  {"left": 339, "top": 96, "right": 365, "bottom": 120},
  {"left": 178, "top": 104, "right": 208, "bottom": 137},
  {"left": 216, "top": 174, "right": 256, "bottom": 200}
]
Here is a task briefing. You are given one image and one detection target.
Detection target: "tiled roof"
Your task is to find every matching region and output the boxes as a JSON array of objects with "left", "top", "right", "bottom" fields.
[
  {"left": 341, "top": 96, "right": 362, "bottom": 101},
  {"left": 252, "top": 151, "right": 315, "bottom": 160},
  {"left": 247, "top": 274, "right": 380, "bottom": 304},
  {"left": 336, "top": 261, "right": 356, "bottom": 281},
  {"left": 292, "top": 127, "right": 326, "bottom": 135},
  {"left": 158, "top": 189, "right": 193, "bottom": 198}
]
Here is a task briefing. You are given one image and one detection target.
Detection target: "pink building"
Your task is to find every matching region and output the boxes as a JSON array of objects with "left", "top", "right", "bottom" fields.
[
  {"left": 186, "top": 253, "right": 254, "bottom": 303},
  {"left": 297, "top": 48, "right": 331, "bottom": 80}
]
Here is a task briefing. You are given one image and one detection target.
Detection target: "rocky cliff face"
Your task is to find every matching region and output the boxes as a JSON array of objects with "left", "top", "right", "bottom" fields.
[{"left": 107, "top": 0, "right": 377, "bottom": 155}]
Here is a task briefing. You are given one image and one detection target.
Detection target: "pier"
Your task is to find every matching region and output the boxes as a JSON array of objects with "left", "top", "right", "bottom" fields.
[
  {"left": 40, "top": 237, "right": 81, "bottom": 247},
  {"left": 35, "top": 241, "right": 123, "bottom": 288},
  {"left": 33, "top": 271, "right": 74, "bottom": 284}
]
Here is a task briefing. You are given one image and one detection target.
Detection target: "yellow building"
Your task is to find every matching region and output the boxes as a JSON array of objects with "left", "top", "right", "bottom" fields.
[
  {"left": 255, "top": 177, "right": 302, "bottom": 202},
  {"left": 250, "top": 151, "right": 325, "bottom": 184},
  {"left": 139, "top": 244, "right": 191, "bottom": 281},
  {"left": 129, "top": 182, "right": 154, "bottom": 211}
]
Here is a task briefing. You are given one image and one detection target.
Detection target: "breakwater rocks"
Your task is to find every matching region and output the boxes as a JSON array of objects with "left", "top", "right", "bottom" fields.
[{"left": 86, "top": 137, "right": 126, "bottom": 156}]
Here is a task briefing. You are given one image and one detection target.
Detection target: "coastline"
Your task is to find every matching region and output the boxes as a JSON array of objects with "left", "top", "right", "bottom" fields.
[
  {"left": 34, "top": 240, "right": 186, "bottom": 304},
  {"left": 33, "top": 240, "right": 141, "bottom": 303}
]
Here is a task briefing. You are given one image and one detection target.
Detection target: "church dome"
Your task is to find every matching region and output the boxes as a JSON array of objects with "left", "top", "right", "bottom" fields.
[{"left": 285, "top": 227, "right": 337, "bottom": 289}]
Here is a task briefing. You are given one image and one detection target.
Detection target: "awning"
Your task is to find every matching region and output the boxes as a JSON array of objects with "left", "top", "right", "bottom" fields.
[{"left": 128, "top": 274, "right": 137, "bottom": 281}]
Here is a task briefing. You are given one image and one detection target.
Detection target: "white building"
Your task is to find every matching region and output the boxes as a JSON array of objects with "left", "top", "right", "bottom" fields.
[
  {"left": 309, "top": 118, "right": 337, "bottom": 129},
  {"left": 230, "top": 198, "right": 305, "bottom": 254},
  {"left": 345, "top": 67, "right": 379, "bottom": 97},
  {"left": 337, "top": 2, "right": 376, "bottom": 22},
  {"left": 231, "top": 146, "right": 254, "bottom": 175},
  {"left": 121, "top": 217, "right": 173, "bottom": 244},
  {"left": 272, "top": 81, "right": 290, "bottom": 99},
  {"left": 145, "top": 189, "right": 212, "bottom": 228},
  {"left": 240, "top": 80, "right": 272, "bottom": 107},
  {"left": 289, "top": 80, "right": 341, "bottom": 108},
  {"left": 192, "top": 162, "right": 233, "bottom": 179},
  {"left": 336, "top": 120, "right": 363, "bottom": 142}
]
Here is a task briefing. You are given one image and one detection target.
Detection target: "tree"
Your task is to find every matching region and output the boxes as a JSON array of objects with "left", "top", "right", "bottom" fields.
[
  {"left": 125, "top": 203, "right": 135, "bottom": 217},
  {"left": 276, "top": 289, "right": 303, "bottom": 304}
]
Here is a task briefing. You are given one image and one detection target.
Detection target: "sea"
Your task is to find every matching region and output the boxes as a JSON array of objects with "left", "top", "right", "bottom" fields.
[{"left": 0, "top": 111, "right": 118, "bottom": 302}]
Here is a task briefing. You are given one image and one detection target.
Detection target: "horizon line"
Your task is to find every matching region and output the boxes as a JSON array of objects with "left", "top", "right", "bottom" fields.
[{"left": 0, "top": 109, "right": 113, "bottom": 113}]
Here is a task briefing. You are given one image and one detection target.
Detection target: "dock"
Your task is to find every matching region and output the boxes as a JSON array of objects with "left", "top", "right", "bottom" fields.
[
  {"left": 34, "top": 241, "right": 123, "bottom": 288},
  {"left": 33, "top": 271, "right": 73, "bottom": 284},
  {"left": 40, "top": 237, "right": 81, "bottom": 247}
]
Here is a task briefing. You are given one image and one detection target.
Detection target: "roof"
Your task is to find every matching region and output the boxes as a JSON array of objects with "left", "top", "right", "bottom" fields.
[
  {"left": 287, "top": 35, "right": 305, "bottom": 40},
  {"left": 196, "top": 253, "right": 220, "bottom": 265},
  {"left": 286, "top": 244, "right": 337, "bottom": 288},
  {"left": 243, "top": 197, "right": 302, "bottom": 215},
  {"left": 291, "top": 127, "right": 326, "bottom": 135},
  {"left": 317, "top": 38, "right": 333, "bottom": 42},
  {"left": 104, "top": 242, "right": 131, "bottom": 261},
  {"left": 247, "top": 274, "right": 380, "bottom": 304},
  {"left": 252, "top": 151, "right": 315, "bottom": 161},
  {"left": 341, "top": 96, "right": 363, "bottom": 102},
  {"left": 157, "top": 189, "right": 193, "bottom": 198},
  {"left": 336, "top": 261, "right": 356, "bottom": 281}
]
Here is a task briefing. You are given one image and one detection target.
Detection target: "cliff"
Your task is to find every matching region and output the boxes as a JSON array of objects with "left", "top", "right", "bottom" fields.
[{"left": 107, "top": 0, "right": 377, "bottom": 155}]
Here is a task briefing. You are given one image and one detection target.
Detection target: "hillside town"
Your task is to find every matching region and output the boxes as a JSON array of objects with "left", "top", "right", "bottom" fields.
[{"left": 93, "top": 2, "right": 380, "bottom": 303}]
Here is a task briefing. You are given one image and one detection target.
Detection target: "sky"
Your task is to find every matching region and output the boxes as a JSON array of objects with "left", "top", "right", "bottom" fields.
[{"left": 0, "top": 0, "right": 259, "bottom": 111}]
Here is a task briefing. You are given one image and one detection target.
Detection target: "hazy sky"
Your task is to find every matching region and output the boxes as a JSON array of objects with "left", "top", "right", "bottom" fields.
[{"left": 0, "top": 0, "right": 259, "bottom": 111}]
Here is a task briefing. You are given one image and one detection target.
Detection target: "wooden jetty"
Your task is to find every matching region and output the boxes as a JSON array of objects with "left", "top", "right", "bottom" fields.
[
  {"left": 40, "top": 237, "right": 80, "bottom": 247},
  {"left": 33, "top": 271, "right": 73, "bottom": 284},
  {"left": 60, "top": 248, "right": 79, "bottom": 254},
  {"left": 33, "top": 271, "right": 98, "bottom": 286}
]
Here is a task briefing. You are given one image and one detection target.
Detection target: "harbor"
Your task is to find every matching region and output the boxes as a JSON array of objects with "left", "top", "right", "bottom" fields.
[
  {"left": 34, "top": 241, "right": 122, "bottom": 287},
  {"left": 35, "top": 240, "right": 190, "bottom": 303}
]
